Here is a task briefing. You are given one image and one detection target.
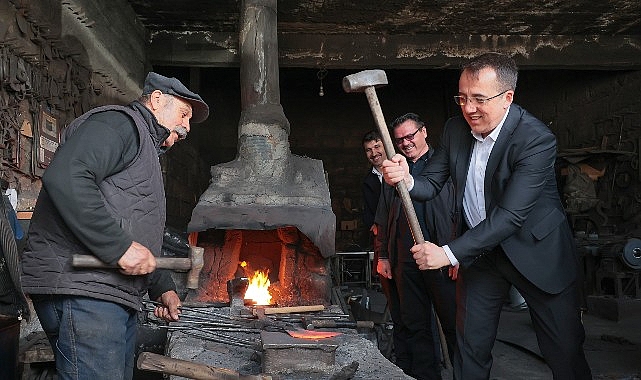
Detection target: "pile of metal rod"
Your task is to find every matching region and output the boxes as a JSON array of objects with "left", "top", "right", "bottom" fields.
[
  {"left": 142, "top": 301, "right": 288, "bottom": 348},
  {"left": 142, "top": 301, "right": 370, "bottom": 348}
]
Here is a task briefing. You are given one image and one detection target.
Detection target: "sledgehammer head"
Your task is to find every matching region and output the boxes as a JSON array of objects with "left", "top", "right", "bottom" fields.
[{"left": 342, "top": 69, "right": 388, "bottom": 93}]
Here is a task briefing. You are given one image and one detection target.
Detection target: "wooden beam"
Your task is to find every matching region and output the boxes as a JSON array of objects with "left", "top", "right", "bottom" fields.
[
  {"left": 67, "top": 0, "right": 148, "bottom": 100},
  {"left": 148, "top": 31, "right": 641, "bottom": 70}
]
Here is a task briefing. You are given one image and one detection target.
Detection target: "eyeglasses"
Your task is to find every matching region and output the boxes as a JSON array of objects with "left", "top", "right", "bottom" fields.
[
  {"left": 394, "top": 128, "right": 422, "bottom": 145},
  {"left": 453, "top": 90, "right": 508, "bottom": 106}
]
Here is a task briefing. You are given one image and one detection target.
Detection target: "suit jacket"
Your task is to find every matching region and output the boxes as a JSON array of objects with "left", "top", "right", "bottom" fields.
[
  {"left": 376, "top": 148, "right": 457, "bottom": 265},
  {"left": 410, "top": 103, "right": 576, "bottom": 294},
  {"left": 362, "top": 169, "right": 382, "bottom": 230}
]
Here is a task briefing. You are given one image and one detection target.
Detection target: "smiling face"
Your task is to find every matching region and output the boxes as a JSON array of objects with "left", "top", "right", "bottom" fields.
[
  {"left": 363, "top": 138, "right": 387, "bottom": 169},
  {"left": 393, "top": 119, "right": 428, "bottom": 162},
  {"left": 458, "top": 67, "right": 513, "bottom": 138}
]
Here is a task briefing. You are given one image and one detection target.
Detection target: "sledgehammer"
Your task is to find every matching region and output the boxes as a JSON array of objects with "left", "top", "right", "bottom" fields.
[
  {"left": 72, "top": 245, "right": 204, "bottom": 289},
  {"left": 342, "top": 70, "right": 424, "bottom": 245},
  {"left": 343, "top": 69, "right": 451, "bottom": 369}
]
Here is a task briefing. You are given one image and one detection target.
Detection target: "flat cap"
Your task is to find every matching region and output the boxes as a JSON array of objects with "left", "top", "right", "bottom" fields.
[{"left": 143, "top": 72, "right": 210, "bottom": 123}]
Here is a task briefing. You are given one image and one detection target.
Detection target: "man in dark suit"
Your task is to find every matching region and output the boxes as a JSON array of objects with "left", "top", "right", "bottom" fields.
[
  {"left": 362, "top": 130, "right": 387, "bottom": 252},
  {"left": 376, "top": 113, "right": 458, "bottom": 380},
  {"left": 382, "top": 53, "right": 592, "bottom": 379}
]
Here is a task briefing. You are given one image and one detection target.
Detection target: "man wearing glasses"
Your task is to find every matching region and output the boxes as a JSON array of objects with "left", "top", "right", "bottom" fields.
[
  {"left": 382, "top": 53, "right": 591, "bottom": 379},
  {"left": 375, "top": 113, "right": 457, "bottom": 379}
]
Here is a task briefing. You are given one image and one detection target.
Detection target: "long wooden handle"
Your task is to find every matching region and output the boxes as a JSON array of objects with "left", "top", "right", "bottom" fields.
[
  {"left": 263, "top": 304, "right": 325, "bottom": 315},
  {"left": 364, "top": 86, "right": 425, "bottom": 245},
  {"left": 137, "top": 352, "right": 272, "bottom": 380},
  {"left": 72, "top": 255, "right": 192, "bottom": 271},
  {"left": 364, "top": 85, "right": 448, "bottom": 369}
]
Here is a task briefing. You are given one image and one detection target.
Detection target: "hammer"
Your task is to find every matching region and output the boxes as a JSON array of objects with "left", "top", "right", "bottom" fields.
[
  {"left": 343, "top": 70, "right": 425, "bottom": 245},
  {"left": 343, "top": 69, "right": 451, "bottom": 368},
  {"left": 72, "top": 245, "right": 204, "bottom": 289}
]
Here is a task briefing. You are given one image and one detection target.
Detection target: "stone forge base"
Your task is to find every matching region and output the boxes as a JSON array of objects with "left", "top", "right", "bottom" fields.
[
  {"left": 166, "top": 327, "right": 411, "bottom": 379},
  {"left": 260, "top": 331, "right": 337, "bottom": 374}
]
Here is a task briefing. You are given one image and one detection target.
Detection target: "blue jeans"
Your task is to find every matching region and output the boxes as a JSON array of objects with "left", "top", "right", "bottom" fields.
[{"left": 32, "top": 295, "right": 138, "bottom": 380}]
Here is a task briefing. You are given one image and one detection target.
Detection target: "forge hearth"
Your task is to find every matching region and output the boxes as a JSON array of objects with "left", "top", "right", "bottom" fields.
[
  {"left": 187, "top": 0, "right": 335, "bottom": 309},
  {"left": 164, "top": 306, "right": 411, "bottom": 380},
  {"left": 260, "top": 331, "right": 338, "bottom": 374},
  {"left": 186, "top": 227, "right": 331, "bottom": 307},
  {"left": 187, "top": 0, "right": 335, "bottom": 259}
]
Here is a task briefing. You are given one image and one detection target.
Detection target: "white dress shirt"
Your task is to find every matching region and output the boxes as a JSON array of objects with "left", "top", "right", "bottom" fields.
[
  {"left": 372, "top": 166, "right": 383, "bottom": 183},
  {"left": 442, "top": 109, "right": 510, "bottom": 266}
]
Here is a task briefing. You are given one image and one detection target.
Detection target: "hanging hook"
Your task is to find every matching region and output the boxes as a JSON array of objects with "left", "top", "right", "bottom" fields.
[{"left": 317, "top": 68, "right": 328, "bottom": 97}]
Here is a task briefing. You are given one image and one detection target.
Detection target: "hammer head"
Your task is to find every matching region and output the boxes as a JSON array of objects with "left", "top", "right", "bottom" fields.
[
  {"left": 186, "top": 246, "right": 204, "bottom": 289},
  {"left": 342, "top": 69, "right": 388, "bottom": 93}
]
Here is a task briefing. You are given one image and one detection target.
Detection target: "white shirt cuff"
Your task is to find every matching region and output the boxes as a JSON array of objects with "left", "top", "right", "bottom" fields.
[
  {"left": 443, "top": 245, "right": 459, "bottom": 266},
  {"left": 407, "top": 175, "right": 414, "bottom": 191}
]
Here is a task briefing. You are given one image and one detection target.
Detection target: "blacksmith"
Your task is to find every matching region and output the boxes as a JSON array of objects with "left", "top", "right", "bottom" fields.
[{"left": 21, "top": 72, "right": 210, "bottom": 380}]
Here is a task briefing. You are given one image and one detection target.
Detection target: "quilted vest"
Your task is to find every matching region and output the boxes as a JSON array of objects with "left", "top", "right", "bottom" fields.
[{"left": 22, "top": 105, "right": 165, "bottom": 311}]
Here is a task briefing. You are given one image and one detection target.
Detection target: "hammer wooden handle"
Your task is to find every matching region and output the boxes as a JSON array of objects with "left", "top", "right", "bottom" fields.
[
  {"left": 137, "top": 351, "right": 272, "bottom": 380},
  {"left": 73, "top": 245, "right": 204, "bottom": 289},
  {"left": 364, "top": 85, "right": 425, "bottom": 244},
  {"left": 262, "top": 304, "right": 325, "bottom": 315},
  {"left": 72, "top": 255, "right": 192, "bottom": 271},
  {"left": 345, "top": 70, "right": 446, "bottom": 369}
]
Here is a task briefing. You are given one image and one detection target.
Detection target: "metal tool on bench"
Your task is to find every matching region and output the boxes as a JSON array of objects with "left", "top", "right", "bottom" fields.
[
  {"left": 343, "top": 69, "right": 451, "bottom": 369},
  {"left": 72, "top": 245, "right": 204, "bottom": 289},
  {"left": 305, "top": 318, "right": 375, "bottom": 330}
]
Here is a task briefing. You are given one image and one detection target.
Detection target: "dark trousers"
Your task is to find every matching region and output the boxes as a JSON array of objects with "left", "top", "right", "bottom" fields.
[
  {"left": 0, "top": 316, "right": 21, "bottom": 380},
  {"left": 383, "top": 260, "right": 457, "bottom": 380},
  {"left": 423, "top": 268, "right": 457, "bottom": 369},
  {"left": 455, "top": 250, "right": 592, "bottom": 380}
]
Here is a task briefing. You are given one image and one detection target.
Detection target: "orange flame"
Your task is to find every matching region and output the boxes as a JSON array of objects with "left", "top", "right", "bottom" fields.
[{"left": 244, "top": 269, "right": 272, "bottom": 305}]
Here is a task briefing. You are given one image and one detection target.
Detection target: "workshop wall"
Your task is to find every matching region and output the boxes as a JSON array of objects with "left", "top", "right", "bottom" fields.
[
  {"left": 511, "top": 70, "right": 641, "bottom": 239},
  {"left": 0, "top": 0, "right": 145, "bottom": 218},
  {"left": 167, "top": 67, "right": 641, "bottom": 252},
  {"left": 3, "top": 0, "right": 640, "bottom": 257}
]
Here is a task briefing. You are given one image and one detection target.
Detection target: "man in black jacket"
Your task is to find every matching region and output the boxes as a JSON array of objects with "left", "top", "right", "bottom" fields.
[
  {"left": 376, "top": 113, "right": 458, "bottom": 380},
  {"left": 21, "top": 72, "right": 210, "bottom": 380},
  {"left": 361, "top": 130, "right": 387, "bottom": 267}
]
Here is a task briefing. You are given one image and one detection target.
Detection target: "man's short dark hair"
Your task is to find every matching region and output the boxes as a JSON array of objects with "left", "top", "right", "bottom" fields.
[
  {"left": 390, "top": 112, "right": 425, "bottom": 131},
  {"left": 462, "top": 52, "right": 518, "bottom": 91},
  {"left": 362, "top": 130, "right": 382, "bottom": 146}
]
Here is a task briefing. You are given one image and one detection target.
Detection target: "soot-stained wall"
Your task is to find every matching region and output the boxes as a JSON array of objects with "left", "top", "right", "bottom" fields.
[{"left": 159, "top": 66, "right": 641, "bottom": 252}]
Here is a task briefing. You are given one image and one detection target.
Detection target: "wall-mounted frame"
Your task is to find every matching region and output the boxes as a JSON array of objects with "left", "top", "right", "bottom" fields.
[{"left": 37, "top": 110, "right": 59, "bottom": 168}]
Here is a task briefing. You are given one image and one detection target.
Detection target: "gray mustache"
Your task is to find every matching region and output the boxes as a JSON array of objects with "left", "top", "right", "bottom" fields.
[{"left": 174, "top": 127, "right": 188, "bottom": 139}]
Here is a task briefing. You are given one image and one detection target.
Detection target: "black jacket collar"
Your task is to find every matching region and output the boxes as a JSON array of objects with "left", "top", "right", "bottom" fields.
[{"left": 129, "top": 101, "right": 171, "bottom": 154}]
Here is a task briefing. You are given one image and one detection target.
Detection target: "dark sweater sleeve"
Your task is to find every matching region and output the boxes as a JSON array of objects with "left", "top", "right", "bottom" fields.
[
  {"left": 147, "top": 269, "right": 177, "bottom": 301},
  {"left": 42, "top": 111, "right": 140, "bottom": 264}
]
